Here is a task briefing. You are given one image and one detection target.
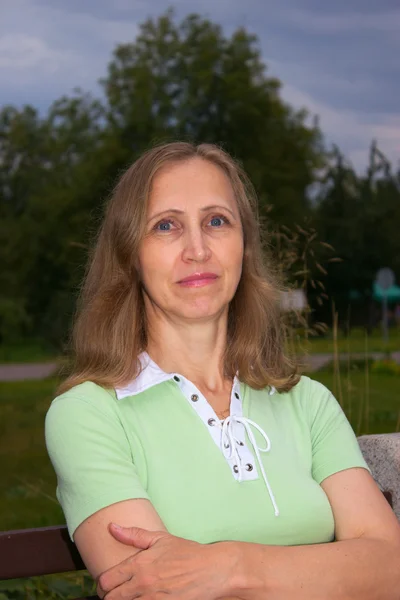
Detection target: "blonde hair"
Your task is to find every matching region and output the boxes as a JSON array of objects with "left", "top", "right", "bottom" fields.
[{"left": 56, "top": 141, "right": 300, "bottom": 395}]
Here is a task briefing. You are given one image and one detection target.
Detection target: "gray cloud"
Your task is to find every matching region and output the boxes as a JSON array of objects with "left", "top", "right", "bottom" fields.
[{"left": 1, "top": 0, "right": 399, "bottom": 171}]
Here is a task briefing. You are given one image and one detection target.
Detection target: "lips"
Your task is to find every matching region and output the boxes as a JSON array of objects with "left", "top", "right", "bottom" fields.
[
  {"left": 177, "top": 274, "right": 218, "bottom": 288},
  {"left": 178, "top": 272, "right": 218, "bottom": 284}
]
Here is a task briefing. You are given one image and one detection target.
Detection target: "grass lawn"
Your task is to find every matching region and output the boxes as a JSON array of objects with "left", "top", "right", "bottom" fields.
[
  {"left": 304, "top": 326, "right": 400, "bottom": 354},
  {"left": 310, "top": 370, "right": 400, "bottom": 436},
  {"left": 0, "top": 378, "right": 64, "bottom": 531},
  {"left": 0, "top": 378, "right": 96, "bottom": 599}
]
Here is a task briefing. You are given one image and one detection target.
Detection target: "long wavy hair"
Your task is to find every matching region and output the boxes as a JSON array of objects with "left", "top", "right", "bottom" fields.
[{"left": 56, "top": 141, "right": 300, "bottom": 396}]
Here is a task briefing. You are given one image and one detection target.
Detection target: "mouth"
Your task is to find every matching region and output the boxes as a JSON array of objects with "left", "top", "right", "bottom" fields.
[{"left": 177, "top": 273, "right": 219, "bottom": 287}]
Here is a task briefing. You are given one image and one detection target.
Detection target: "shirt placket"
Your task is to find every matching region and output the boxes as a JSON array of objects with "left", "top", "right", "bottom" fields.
[{"left": 172, "top": 374, "right": 260, "bottom": 483}]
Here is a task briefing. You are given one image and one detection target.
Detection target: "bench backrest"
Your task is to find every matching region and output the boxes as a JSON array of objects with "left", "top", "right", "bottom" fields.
[{"left": 0, "top": 524, "right": 98, "bottom": 600}]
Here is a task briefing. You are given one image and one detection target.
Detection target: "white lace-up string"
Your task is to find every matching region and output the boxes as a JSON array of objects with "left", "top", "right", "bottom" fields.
[{"left": 215, "top": 416, "right": 279, "bottom": 517}]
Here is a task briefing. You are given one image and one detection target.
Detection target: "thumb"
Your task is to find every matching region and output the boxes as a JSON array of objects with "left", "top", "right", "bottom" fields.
[{"left": 108, "top": 524, "right": 166, "bottom": 549}]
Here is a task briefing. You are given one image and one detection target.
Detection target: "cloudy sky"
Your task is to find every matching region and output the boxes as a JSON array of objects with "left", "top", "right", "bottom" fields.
[{"left": 2, "top": 0, "right": 400, "bottom": 172}]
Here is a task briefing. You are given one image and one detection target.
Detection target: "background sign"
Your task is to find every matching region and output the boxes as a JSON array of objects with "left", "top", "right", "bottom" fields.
[{"left": 374, "top": 267, "right": 396, "bottom": 344}]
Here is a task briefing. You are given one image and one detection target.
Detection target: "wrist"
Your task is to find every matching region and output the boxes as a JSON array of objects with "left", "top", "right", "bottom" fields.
[
  {"left": 210, "top": 541, "right": 242, "bottom": 598},
  {"left": 220, "top": 541, "right": 268, "bottom": 600},
  {"left": 214, "top": 541, "right": 250, "bottom": 599}
]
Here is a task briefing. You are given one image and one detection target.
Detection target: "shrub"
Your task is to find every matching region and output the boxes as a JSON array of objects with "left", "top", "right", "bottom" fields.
[{"left": 371, "top": 359, "right": 400, "bottom": 376}]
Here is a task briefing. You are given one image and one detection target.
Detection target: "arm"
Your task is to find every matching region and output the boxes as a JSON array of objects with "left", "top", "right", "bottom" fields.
[
  {"left": 96, "top": 523, "right": 242, "bottom": 600},
  {"left": 46, "top": 391, "right": 239, "bottom": 599},
  {"left": 44, "top": 391, "right": 167, "bottom": 580},
  {"left": 225, "top": 468, "right": 400, "bottom": 600},
  {"left": 74, "top": 498, "right": 167, "bottom": 580}
]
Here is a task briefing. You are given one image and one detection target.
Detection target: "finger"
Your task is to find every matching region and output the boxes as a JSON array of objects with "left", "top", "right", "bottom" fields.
[
  {"left": 103, "top": 575, "right": 140, "bottom": 600},
  {"left": 96, "top": 555, "right": 135, "bottom": 595},
  {"left": 108, "top": 524, "right": 165, "bottom": 549}
]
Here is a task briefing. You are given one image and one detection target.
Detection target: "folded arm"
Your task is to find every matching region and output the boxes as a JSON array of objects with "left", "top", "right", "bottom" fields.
[
  {"left": 225, "top": 468, "right": 400, "bottom": 600},
  {"left": 75, "top": 498, "right": 240, "bottom": 600},
  {"left": 73, "top": 497, "right": 167, "bottom": 580},
  {"left": 75, "top": 469, "right": 400, "bottom": 600}
]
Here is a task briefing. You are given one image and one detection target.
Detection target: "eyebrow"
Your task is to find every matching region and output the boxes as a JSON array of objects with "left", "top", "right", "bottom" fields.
[{"left": 148, "top": 204, "right": 237, "bottom": 222}]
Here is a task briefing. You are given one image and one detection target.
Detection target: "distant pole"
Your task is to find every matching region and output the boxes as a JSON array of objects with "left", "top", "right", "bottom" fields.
[{"left": 382, "top": 292, "right": 388, "bottom": 345}]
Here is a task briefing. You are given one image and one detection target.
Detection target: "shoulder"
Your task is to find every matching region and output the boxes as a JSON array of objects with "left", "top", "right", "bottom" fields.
[
  {"left": 279, "top": 375, "right": 336, "bottom": 423},
  {"left": 300, "top": 375, "right": 330, "bottom": 395},
  {"left": 45, "top": 381, "right": 119, "bottom": 430},
  {"left": 283, "top": 374, "right": 331, "bottom": 403},
  {"left": 244, "top": 375, "right": 332, "bottom": 420},
  {"left": 51, "top": 380, "right": 116, "bottom": 408}
]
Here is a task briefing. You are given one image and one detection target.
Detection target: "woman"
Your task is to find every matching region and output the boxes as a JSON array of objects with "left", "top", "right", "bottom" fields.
[{"left": 45, "top": 142, "right": 400, "bottom": 600}]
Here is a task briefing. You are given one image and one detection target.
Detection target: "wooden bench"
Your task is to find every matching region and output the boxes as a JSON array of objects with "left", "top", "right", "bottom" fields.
[
  {"left": 0, "top": 524, "right": 99, "bottom": 600},
  {"left": 0, "top": 491, "right": 394, "bottom": 599}
]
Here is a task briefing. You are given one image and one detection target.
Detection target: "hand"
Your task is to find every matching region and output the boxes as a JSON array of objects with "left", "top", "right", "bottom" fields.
[{"left": 96, "top": 523, "right": 239, "bottom": 600}]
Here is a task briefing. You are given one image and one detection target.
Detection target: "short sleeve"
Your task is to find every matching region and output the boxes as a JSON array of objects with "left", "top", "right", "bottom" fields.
[
  {"left": 45, "top": 383, "right": 150, "bottom": 541},
  {"left": 306, "top": 378, "right": 372, "bottom": 484}
]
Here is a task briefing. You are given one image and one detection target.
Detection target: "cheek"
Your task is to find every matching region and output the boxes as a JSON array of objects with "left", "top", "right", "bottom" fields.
[
  {"left": 138, "top": 241, "right": 174, "bottom": 288},
  {"left": 224, "top": 235, "right": 244, "bottom": 271},
  {"left": 137, "top": 243, "right": 156, "bottom": 288}
]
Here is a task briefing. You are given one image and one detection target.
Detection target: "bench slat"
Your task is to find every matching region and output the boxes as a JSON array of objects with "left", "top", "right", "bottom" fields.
[
  {"left": 0, "top": 525, "right": 85, "bottom": 579},
  {"left": 383, "top": 491, "right": 393, "bottom": 507}
]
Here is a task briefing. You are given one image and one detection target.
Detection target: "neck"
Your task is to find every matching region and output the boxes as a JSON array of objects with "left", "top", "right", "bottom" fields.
[{"left": 145, "top": 306, "right": 231, "bottom": 393}]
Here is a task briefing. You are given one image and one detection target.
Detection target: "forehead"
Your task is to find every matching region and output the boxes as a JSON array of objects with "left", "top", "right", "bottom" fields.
[{"left": 148, "top": 158, "right": 237, "bottom": 212}]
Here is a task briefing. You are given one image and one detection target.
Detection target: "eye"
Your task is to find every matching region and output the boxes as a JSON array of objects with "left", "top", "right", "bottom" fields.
[
  {"left": 154, "top": 219, "right": 175, "bottom": 232},
  {"left": 208, "top": 215, "right": 229, "bottom": 227}
]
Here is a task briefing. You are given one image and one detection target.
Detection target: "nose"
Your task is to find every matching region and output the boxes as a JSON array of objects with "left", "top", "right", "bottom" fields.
[{"left": 181, "top": 224, "right": 211, "bottom": 263}]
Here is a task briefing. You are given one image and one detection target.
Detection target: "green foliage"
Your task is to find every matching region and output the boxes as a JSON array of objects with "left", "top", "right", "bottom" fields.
[
  {"left": 101, "top": 8, "right": 323, "bottom": 224},
  {"left": 0, "top": 340, "right": 57, "bottom": 362},
  {"left": 0, "top": 8, "right": 399, "bottom": 349},
  {"left": 371, "top": 359, "right": 400, "bottom": 376},
  {"left": 0, "top": 10, "right": 325, "bottom": 350},
  {"left": 314, "top": 143, "right": 400, "bottom": 326},
  {"left": 310, "top": 370, "right": 400, "bottom": 436},
  {"left": 0, "top": 572, "right": 95, "bottom": 599}
]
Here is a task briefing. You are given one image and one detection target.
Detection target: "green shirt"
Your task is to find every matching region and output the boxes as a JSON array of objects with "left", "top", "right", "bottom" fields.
[{"left": 45, "top": 353, "right": 370, "bottom": 544}]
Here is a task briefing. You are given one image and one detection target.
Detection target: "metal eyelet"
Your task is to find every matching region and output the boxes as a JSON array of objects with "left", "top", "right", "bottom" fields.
[
  {"left": 245, "top": 463, "right": 253, "bottom": 471},
  {"left": 173, "top": 375, "right": 180, "bottom": 382},
  {"left": 191, "top": 394, "right": 199, "bottom": 402},
  {"left": 237, "top": 440, "right": 244, "bottom": 446},
  {"left": 233, "top": 465, "right": 239, "bottom": 473},
  {"left": 207, "top": 418, "right": 216, "bottom": 426},
  {"left": 234, "top": 392, "right": 240, "bottom": 399}
]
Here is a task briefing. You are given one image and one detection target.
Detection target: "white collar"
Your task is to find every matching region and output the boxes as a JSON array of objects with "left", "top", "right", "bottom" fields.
[
  {"left": 115, "top": 351, "right": 275, "bottom": 400},
  {"left": 115, "top": 352, "right": 175, "bottom": 400}
]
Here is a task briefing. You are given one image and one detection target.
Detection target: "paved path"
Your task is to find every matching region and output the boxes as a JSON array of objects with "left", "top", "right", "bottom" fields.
[
  {"left": 0, "top": 362, "right": 59, "bottom": 382},
  {"left": 0, "top": 352, "right": 399, "bottom": 382}
]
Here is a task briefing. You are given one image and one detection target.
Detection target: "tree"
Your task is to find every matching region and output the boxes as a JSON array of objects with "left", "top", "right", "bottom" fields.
[
  {"left": 0, "top": 9, "right": 328, "bottom": 347},
  {"left": 101, "top": 9, "right": 324, "bottom": 224},
  {"left": 315, "top": 143, "right": 400, "bottom": 329},
  {"left": 0, "top": 92, "right": 107, "bottom": 345}
]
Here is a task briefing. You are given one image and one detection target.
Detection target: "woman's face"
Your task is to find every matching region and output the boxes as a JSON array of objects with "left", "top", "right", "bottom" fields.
[{"left": 138, "top": 158, "right": 244, "bottom": 322}]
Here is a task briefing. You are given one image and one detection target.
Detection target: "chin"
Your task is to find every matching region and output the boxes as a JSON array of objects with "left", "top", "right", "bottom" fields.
[{"left": 173, "top": 300, "right": 227, "bottom": 321}]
